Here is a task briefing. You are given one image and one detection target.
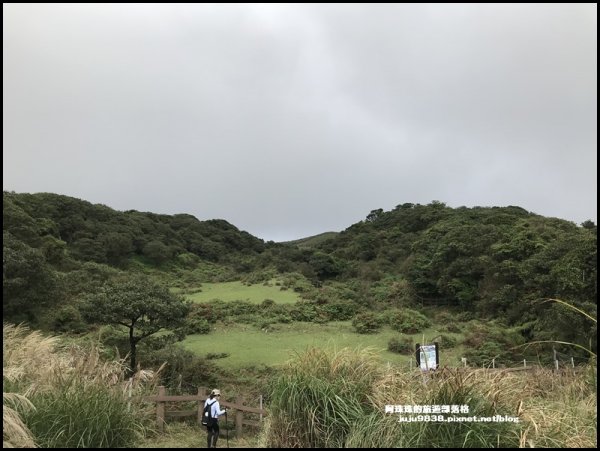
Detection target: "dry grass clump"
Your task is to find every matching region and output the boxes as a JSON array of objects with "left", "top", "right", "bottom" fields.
[
  {"left": 3, "top": 323, "right": 160, "bottom": 448},
  {"left": 266, "top": 346, "right": 596, "bottom": 448},
  {"left": 3, "top": 323, "right": 61, "bottom": 395},
  {"left": 3, "top": 393, "right": 36, "bottom": 448},
  {"left": 517, "top": 367, "right": 597, "bottom": 448}
]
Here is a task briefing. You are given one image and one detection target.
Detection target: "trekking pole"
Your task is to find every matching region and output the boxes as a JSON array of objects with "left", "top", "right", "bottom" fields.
[{"left": 225, "top": 410, "right": 229, "bottom": 448}]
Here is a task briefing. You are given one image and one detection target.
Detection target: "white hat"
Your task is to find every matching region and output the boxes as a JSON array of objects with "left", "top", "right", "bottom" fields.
[{"left": 211, "top": 389, "right": 221, "bottom": 396}]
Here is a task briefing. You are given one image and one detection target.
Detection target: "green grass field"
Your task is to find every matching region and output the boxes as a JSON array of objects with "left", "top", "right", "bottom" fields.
[
  {"left": 179, "top": 282, "right": 466, "bottom": 370},
  {"left": 183, "top": 281, "right": 301, "bottom": 304},
  {"left": 183, "top": 321, "right": 464, "bottom": 369}
]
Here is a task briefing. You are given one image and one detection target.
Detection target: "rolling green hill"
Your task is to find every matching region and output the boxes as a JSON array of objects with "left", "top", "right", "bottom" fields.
[
  {"left": 283, "top": 231, "right": 339, "bottom": 248},
  {"left": 3, "top": 191, "right": 597, "bottom": 367}
]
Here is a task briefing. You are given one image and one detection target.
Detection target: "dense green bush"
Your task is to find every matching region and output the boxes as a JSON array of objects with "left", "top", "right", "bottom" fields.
[
  {"left": 463, "top": 341, "right": 507, "bottom": 367},
  {"left": 441, "top": 323, "right": 462, "bottom": 333},
  {"left": 352, "top": 312, "right": 382, "bottom": 334},
  {"left": 144, "top": 344, "right": 218, "bottom": 391},
  {"left": 370, "top": 277, "right": 417, "bottom": 306},
  {"left": 261, "top": 298, "right": 276, "bottom": 308},
  {"left": 321, "top": 300, "right": 360, "bottom": 321},
  {"left": 241, "top": 269, "right": 276, "bottom": 284},
  {"left": 289, "top": 302, "right": 318, "bottom": 322},
  {"left": 462, "top": 322, "right": 525, "bottom": 365},
  {"left": 45, "top": 304, "right": 87, "bottom": 333},
  {"left": 97, "top": 325, "right": 130, "bottom": 358},
  {"left": 388, "top": 308, "right": 431, "bottom": 334},
  {"left": 433, "top": 333, "right": 458, "bottom": 348},
  {"left": 188, "top": 303, "right": 219, "bottom": 324},
  {"left": 275, "top": 313, "right": 293, "bottom": 323},
  {"left": 184, "top": 317, "right": 211, "bottom": 334},
  {"left": 213, "top": 300, "right": 259, "bottom": 317},
  {"left": 387, "top": 336, "right": 414, "bottom": 354},
  {"left": 279, "top": 272, "right": 315, "bottom": 293}
]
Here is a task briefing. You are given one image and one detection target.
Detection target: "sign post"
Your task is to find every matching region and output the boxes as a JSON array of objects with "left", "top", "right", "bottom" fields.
[{"left": 415, "top": 343, "right": 439, "bottom": 371}]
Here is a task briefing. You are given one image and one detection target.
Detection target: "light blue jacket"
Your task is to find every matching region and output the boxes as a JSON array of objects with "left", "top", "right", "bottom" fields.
[{"left": 204, "top": 397, "right": 226, "bottom": 420}]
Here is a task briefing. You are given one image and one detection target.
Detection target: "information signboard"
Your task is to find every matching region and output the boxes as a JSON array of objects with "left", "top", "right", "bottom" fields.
[{"left": 415, "top": 343, "right": 439, "bottom": 371}]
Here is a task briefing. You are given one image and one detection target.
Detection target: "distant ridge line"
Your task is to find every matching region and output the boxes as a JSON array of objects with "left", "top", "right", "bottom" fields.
[{"left": 282, "top": 231, "right": 339, "bottom": 247}]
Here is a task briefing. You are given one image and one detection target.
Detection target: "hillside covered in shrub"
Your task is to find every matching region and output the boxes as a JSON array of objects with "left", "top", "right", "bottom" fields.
[{"left": 3, "top": 191, "right": 597, "bottom": 357}]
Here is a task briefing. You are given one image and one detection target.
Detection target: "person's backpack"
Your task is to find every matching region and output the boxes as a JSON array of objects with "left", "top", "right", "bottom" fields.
[{"left": 202, "top": 399, "right": 217, "bottom": 426}]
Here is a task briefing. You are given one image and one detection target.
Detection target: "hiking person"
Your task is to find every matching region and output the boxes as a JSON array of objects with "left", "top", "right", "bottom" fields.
[{"left": 204, "top": 388, "right": 227, "bottom": 448}]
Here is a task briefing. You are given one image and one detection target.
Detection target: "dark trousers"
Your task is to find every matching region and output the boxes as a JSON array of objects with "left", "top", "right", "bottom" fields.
[{"left": 206, "top": 421, "right": 220, "bottom": 448}]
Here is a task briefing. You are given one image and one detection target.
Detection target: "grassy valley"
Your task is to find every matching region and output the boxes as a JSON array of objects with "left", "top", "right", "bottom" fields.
[
  {"left": 183, "top": 281, "right": 301, "bottom": 304},
  {"left": 3, "top": 191, "right": 597, "bottom": 448}
]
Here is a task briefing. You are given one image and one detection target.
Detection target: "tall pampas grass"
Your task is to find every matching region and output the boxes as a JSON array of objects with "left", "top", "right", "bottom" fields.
[
  {"left": 3, "top": 393, "right": 36, "bottom": 448},
  {"left": 3, "top": 323, "right": 160, "bottom": 448},
  {"left": 267, "top": 347, "right": 382, "bottom": 448},
  {"left": 267, "top": 346, "right": 596, "bottom": 447}
]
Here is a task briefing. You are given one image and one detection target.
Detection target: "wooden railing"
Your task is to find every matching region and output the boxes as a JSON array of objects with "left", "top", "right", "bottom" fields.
[{"left": 144, "top": 386, "right": 267, "bottom": 438}]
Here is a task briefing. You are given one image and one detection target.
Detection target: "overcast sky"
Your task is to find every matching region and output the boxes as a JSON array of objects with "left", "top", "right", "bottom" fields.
[{"left": 3, "top": 4, "right": 597, "bottom": 242}]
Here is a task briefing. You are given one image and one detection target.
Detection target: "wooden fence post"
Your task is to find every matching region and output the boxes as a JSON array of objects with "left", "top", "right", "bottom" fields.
[
  {"left": 235, "top": 396, "right": 244, "bottom": 439},
  {"left": 157, "top": 386, "right": 166, "bottom": 433},
  {"left": 147, "top": 387, "right": 266, "bottom": 436},
  {"left": 127, "top": 376, "right": 133, "bottom": 412},
  {"left": 197, "top": 387, "right": 204, "bottom": 425}
]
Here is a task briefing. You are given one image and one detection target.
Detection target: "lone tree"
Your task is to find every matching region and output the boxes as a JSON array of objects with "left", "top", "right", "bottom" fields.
[{"left": 82, "top": 275, "right": 191, "bottom": 374}]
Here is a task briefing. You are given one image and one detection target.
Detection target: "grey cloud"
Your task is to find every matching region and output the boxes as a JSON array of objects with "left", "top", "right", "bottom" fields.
[{"left": 3, "top": 4, "right": 596, "bottom": 241}]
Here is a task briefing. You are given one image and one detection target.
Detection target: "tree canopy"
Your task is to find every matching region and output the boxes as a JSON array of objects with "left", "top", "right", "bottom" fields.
[{"left": 81, "top": 275, "right": 191, "bottom": 373}]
